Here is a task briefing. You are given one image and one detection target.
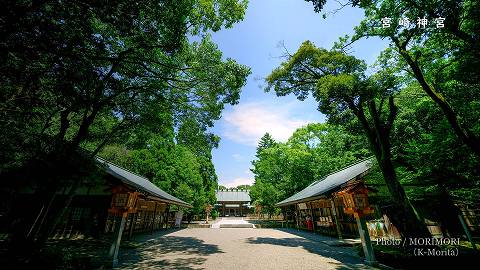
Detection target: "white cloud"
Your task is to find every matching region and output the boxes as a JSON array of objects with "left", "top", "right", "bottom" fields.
[
  {"left": 244, "top": 169, "right": 253, "bottom": 176},
  {"left": 222, "top": 177, "right": 254, "bottom": 188},
  {"left": 222, "top": 101, "right": 313, "bottom": 146},
  {"left": 232, "top": 153, "right": 243, "bottom": 161}
]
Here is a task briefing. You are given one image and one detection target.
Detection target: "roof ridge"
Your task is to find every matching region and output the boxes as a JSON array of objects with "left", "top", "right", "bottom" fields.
[
  {"left": 95, "top": 156, "right": 150, "bottom": 181},
  {"left": 276, "top": 157, "right": 374, "bottom": 206},
  {"left": 308, "top": 157, "right": 374, "bottom": 187}
]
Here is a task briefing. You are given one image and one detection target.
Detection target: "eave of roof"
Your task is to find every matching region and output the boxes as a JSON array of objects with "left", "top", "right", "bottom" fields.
[
  {"left": 215, "top": 190, "right": 251, "bottom": 202},
  {"left": 276, "top": 158, "right": 374, "bottom": 207},
  {"left": 96, "top": 157, "right": 192, "bottom": 208}
]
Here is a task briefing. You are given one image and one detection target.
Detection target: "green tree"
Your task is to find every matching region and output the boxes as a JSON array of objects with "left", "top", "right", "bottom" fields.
[
  {"left": 250, "top": 180, "right": 280, "bottom": 218},
  {"left": 266, "top": 41, "right": 429, "bottom": 238},
  {"left": 250, "top": 123, "right": 370, "bottom": 217},
  {"left": 1, "top": 0, "right": 250, "bottom": 247},
  {"left": 177, "top": 119, "right": 220, "bottom": 206},
  {"left": 305, "top": 0, "right": 480, "bottom": 156},
  {"left": 392, "top": 84, "right": 480, "bottom": 205},
  {"left": 288, "top": 123, "right": 370, "bottom": 179},
  {"left": 256, "top": 133, "right": 277, "bottom": 157}
]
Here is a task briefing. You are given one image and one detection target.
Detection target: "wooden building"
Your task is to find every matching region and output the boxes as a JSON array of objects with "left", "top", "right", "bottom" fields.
[
  {"left": 215, "top": 189, "right": 251, "bottom": 217},
  {"left": 96, "top": 157, "right": 192, "bottom": 266},
  {"left": 277, "top": 159, "right": 374, "bottom": 236},
  {"left": 276, "top": 159, "right": 377, "bottom": 264},
  {"left": 1, "top": 157, "right": 191, "bottom": 267}
]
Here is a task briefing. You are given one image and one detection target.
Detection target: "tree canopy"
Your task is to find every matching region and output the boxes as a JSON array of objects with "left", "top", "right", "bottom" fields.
[
  {"left": 1, "top": 0, "right": 251, "bottom": 246},
  {"left": 250, "top": 124, "right": 370, "bottom": 217}
]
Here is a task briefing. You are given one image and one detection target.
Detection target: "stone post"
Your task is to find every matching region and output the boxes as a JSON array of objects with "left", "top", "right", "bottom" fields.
[
  {"left": 109, "top": 213, "right": 127, "bottom": 267},
  {"left": 355, "top": 214, "right": 377, "bottom": 266}
]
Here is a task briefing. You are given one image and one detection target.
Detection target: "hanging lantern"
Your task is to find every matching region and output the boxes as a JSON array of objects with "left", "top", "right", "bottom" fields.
[
  {"left": 137, "top": 199, "right": 156, "bottom": 211},
  {"left": 336, "top": 182, "right": 374, "bottom": 217},
  {"left": 109, "top": 186, "right": 139, "bottom": 214}
]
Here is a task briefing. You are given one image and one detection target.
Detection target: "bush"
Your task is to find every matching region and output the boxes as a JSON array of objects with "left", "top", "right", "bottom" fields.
[{"left": 211, "top": 209, "right": 219, "bottom": 220}]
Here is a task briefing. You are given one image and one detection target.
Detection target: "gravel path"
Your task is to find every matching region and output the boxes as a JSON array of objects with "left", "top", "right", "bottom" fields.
[{"left": 118, "top": 228, "right": 374, "bottom": 270}]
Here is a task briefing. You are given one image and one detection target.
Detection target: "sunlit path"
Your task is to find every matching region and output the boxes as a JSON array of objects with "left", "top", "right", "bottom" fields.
[
  {"left": 118, "top": 228, "right": 375, "bottom": 270},
  {"left": 210, "top": 217, "right": 255, "bottom": 228}
]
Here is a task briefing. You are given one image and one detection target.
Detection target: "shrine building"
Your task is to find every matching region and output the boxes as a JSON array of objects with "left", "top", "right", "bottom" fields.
[{"left": 215, "top": 188, "right": 251, "bottom": 217}]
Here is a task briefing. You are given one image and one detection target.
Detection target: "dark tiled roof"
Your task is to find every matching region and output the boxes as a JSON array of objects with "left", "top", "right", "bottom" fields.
[
  {"left": 276, "top": 158, "right": 373, "bottom": 206},
  {"left": 96, "top": 157, "right": 191, "bottom": 208},
  {"left": 216, "top": 189, "right": 251, "bottom": 202}
]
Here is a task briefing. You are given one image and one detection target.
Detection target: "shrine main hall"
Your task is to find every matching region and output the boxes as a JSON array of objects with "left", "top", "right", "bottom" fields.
[{"left": 215, "top": 188, "right": 251, "bottom": 217}]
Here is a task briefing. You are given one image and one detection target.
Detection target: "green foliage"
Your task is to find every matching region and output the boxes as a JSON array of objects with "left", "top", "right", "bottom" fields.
[
  {"left": 211, "top": 209, "right": 219, "bottom": 219},
  {"left": 392, "top": 85, "right": 480, "bottom": 204},
  {"left": 250, "top": 123, "right": 370, "bottom": 215},
  {"left": 1, "top": 0, "right": 250, "bottom": 174},
  {"left": 297, "top": 0, "right": 480, "bottom": 216},
  {"left": 99, "top": 133, "right": 213, "bottom": 216},
  {"left": 256, "top": 133, "right": 277, "bottom": 157},
  {"left": 350, "top": 0, "right": 480, "bottom": 155},
  {"left": 265, "top": 38, "right": 434, "bottom": 237},
  {"left": 250, "top": 180, "right": 280, "bottom": 217},
  {"left": 0, "top": 1, "right": 251, "bottom": 245}
]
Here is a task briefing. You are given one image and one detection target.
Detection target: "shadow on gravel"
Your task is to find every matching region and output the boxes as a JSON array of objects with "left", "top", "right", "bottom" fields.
[
  {"left": 246, "top": 229, "right": 369, "bottom": 270},
  {"left": 119, "top": 234, "right": 223, "bottom": 270}
]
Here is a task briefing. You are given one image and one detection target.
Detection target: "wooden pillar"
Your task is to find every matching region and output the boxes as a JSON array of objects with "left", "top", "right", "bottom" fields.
[
  {"left": 151, "top": 202, "right": 158, "bottom": 234},
  {"left": 160, "top": 212, "right": 165, "bottom": 229},
  {"left": 164, "top": 211, "right": 168, "bottom": 229},
  {"left": 295, "top": 205, "right": 300, "bottom": 230},
  {"left": 164, "top": 211, "right": 168, "bottom": 228},
  {"left": 167, "top": 207, "right": 171, "bottom": 228},
  {"left": 109, "top": 213, "right": 127, "bottom": 267},
  {"left": 310, "top": 203, "right": 316, "bottom": 233},
  {"left": 222, "top": 203, "right": 225, "bottom": 217},
  {"left": 128, "top": 213, "right": 135, "bottom": 240},
  {"left": 158, "top": 209, "right": 162, "bottom": 229},
  {"left": 355, "top": 214, "right": 376, "bottom": 266},
  {"left": 330, "top": 199, "right": 343, "bottom": 240}
]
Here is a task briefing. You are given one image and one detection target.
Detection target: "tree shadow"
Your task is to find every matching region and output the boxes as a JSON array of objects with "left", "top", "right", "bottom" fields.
[
  {"left": 245, "top": 229, "right": 371, "bottom": 270},
  {"left": 119, "top": 257, "right": 208, "bottom": 270},
  {"left": 119, "top": 232, "right": 223, "bottom": 270}
]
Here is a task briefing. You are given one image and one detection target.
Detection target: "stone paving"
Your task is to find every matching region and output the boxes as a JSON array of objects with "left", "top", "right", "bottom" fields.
[
  {"left": 210, "top": 217, "right": 255, "bottom": 228},
  {"left": 118, "top": 227, "right": 375, "bottom": 270}
]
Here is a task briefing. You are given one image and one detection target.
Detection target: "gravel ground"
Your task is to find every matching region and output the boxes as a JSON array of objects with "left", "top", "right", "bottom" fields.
[{"left": 118, "top": 227, "right": 375, "bottom": 270}]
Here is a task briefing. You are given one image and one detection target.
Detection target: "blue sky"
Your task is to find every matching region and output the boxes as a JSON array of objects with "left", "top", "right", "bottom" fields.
[{"left": 209, "top": 0, "right": 388, "bottom": 187}]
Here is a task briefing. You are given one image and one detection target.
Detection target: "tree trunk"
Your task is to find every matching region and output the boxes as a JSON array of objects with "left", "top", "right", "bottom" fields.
[
  {"left": 354, "top": 100, "right": 430, "bottom": 239},
  {"left": 395, "top": 44, "right": 480, "bottom": 157},
  {"left": 376, "top": 156, "right": 430, "bottom": 239}
]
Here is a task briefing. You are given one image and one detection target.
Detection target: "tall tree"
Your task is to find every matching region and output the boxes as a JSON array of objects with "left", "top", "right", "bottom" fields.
[
  {"left": 177, "top": 119, "right": 220, "bottom": 206},
  {"left": 289, "top": 123, "right": 370, "bottom": 178},
  {"left": 250, "top": 123, "right": 369, "bottom": 217},
  {"left": 304, "top": 0, "right": 480, "bottom": 156},
  {"left": 392, "top": 84, "right": 480, "bottom": 206},
  {"left": 266, "top": 41, "right": 429, "bottom": 238},
  {"left": 0, "top": 0, "right": 250, "bottom": 247},
  {"left": 256, "top": 133, "right": 277, "bottom": 157}
]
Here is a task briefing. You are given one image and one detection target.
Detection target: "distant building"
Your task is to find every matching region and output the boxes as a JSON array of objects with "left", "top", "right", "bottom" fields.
[{"left": 215, "top": 188, "right": 251, "bottom": 217}]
